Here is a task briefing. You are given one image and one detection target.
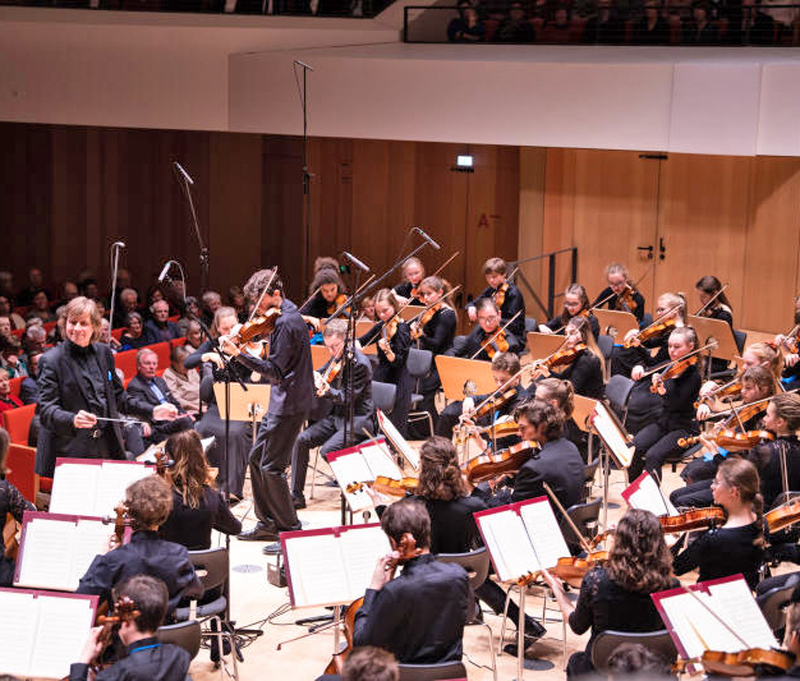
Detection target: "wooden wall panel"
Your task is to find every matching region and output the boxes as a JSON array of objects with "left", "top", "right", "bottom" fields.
[{"left": 517, "top": 147, "right": 546, "bottom": 320}]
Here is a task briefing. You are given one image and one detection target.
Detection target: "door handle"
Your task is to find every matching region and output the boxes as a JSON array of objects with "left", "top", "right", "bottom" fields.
[
  {"left": 659, "top": 237, "right": 666, "bottom": 260},
  {"left": 637, "top": 245, "right": 654, "bottom": 260}
]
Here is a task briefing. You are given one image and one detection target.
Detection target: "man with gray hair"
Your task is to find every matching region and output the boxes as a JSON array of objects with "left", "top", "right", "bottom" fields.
[
  {"left": 114, "top": 288, "right": 141, "bottom": 328},
  {"left": 145, "top": 300, "right": 181, "bottom": 343},
  {"left": 126, "top": 347, "right": 194, "bottom": 444}
]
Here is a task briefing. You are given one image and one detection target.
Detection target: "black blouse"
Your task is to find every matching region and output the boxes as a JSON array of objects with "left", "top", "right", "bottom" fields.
[
  {"left": 545, "top": 312, "right": 601, "bottom": 340},
  {"left": 592, "top": 286, "right": 646, "bottom": 322},
  {"left": 159, "top": 486, "right": 243, "bottom": 551},
  {"left": 551, "top": 351, "right": 604, "bottom": 399},
  {"left": 415, "top": 307, "right": 456, "bottom": 356},
  {"left": 358, "top": 320, "right": 411, "bottom": 385}
]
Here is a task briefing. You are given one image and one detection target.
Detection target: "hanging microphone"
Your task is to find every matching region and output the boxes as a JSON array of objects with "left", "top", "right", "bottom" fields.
[
  {"left": 173, "top": 162, "right": 194, "bottom": 185},
  {"left": 414, "top": 226, "right": 441, "bottom": 251},
  {"left": 342, "top": 252, "right": 370, "bottom": 273},
  {"left": 158, "top": 261, "right": 173, "bottom": 283},
  {"left": 294, "top": 60, "right": 314, "bottom": 71},
  {"left": 112, "top": 241, "right": 126, "bottom": 248}
]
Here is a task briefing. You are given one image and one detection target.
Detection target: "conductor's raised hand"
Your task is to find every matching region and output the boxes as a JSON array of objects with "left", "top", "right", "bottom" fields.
[{"left": 73, "top": 410, "right": 98, "bottom": 429}]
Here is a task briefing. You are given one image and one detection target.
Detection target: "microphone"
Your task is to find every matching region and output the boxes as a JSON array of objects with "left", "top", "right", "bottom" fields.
[
  {"left": 112, "top": 241, "right": 126, "bottom": 248},
  {"left": 158, "top": 261, "right": 173, "bottom": 283},
  {"left": 342, "top": 252, "right": 370, "bottom": 273},
  {"left": 414, "top": 226, "right": 441, "bottom": 251},
  {"left": 294, "top": 60, "right": 314, "bottom": 71},
  {"left": 173, "top": 161, "right": 194, "bottom": 185}
]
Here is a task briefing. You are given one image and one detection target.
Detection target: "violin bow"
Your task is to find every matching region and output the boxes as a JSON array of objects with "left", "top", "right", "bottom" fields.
[
  {"left": 248, "top": 267, "right": 278, "bottom": 322},
  {"left": 468, "top": 310, "right": 523, "bottom": 361},
  {"left": 638, "top": 341, "right": 718, "bottom": 380},
  {"left": 679, "top": 586, "right": 753, "bottom": 650},
  {"left": 542, "top": 481, "right": 593, "bottom": 554},
  {"left": 693, "top": 282, "right": 730, "bottom": 317},
  {"left": 406, "top": 286, "right": 462, "bottom": 325},
  {"left": 297, "top": 285, "right": 323, "bottom": 315},
  {"left": 431, "top": 251, "right": 461, "bottom": 279},
  {"left": 705, "top": 387, "right": 800, "bottom": 421}
]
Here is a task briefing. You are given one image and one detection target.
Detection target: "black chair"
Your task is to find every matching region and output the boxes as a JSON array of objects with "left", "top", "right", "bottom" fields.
[
  {"left": 173, "top": 548, "right": 238, "bottom": 680},
  {"left": 733, "top": 328, "right": 747, "bottom": 354},
  {"left": 605, "top": 375, "right": 634, "bottom": 425},
  {"left": 397, "top": 660, "right": 468, "bottom": 680},
  {"left": 372, "top": 380, "right": 397, "bottom": 415},
  {"left": 157, "top": 620, "right": 202, "bottom": 659},
  {"left": 597, "top": 334, "right": 614, "bottom": 361},
  {"left": 435, "top": 547, "right": 497, "bottom": 680},
  {"left": 559, "top": 497, "right": 601, "bottom": 551},
  {"left": 406, "top": 348, "right": 435, "bottom": 437},
  {"left": 757, "top": 575, "right": 800, "bottom": 636},
  {"left": 582, "top": 461, "right": 600, "bottom": 501},
  {"left": 525, "top": 316, "right": 538, "bottom": 334},
  {"left": 590, "top": 629, "right": 677, "bottom": 671}
]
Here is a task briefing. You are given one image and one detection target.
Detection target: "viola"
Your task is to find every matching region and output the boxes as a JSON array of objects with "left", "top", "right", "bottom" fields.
[
  {"left": 650, "top": 355, "right": 698, "bottom": 395},
  {"left": 766, "top": 497, "right": 800, "bottom": 533},
  {"left": 464, "top": 440, "right": 540, "bottom": 484},
  {"left": 687, "top": 648, "right": 795, "bottom": 677},
  {"left": 346, "top": 476, "right": 419, "bottom": 498},
  {"left": 327, "top": 293, "right": 349, "bottom": 317},
  {"left": 623, "top": 317, "right": 676, "bottom": 349},
  {"left": 658, "top": 506, "right": 726, "bottom": 534},
  {"left": 493, "top": 283, "right": 509, "bottom": 309},
  {"left": 677, "top": 428, "right": 774, "bottom": 451},
  {"left": 616, "top": 285, "right": 638, "bottom": 313},
  {"left": 479, "top": 328, "right": 510, "bottom": 360}
]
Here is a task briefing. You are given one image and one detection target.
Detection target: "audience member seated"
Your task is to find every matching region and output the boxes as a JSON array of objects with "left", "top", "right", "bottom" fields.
[
  {"left": 0, "top": 368, "right": 23, "bottom": 414},
  {"left": 448, "top": 0, "right": 487, "bottom": 41},
  {"left": 184, "top": 319, "right": 204, "bottom": 352},
  {"left": 177, "top": 296, "right": 201, "bottom": 337},
  {"left": 0, "top": 426, "right": 35, "bottom": 587},
  {"left": 19, "top": 350, "right": 41, "bottom": 405},
  {"left": 538, "top": 4, "right": 581, "bottom": 42},
  {"left": 228, "top": 285, "right": 248, "bottom": 323},
  {"left": 0, "top": 316, "right": 10, "bottom": 341},
  {"left": 77, "top": 475, "right": 202, "bottom": 613},
  {"left": 162, "top": 345, "right": 200, "bottom": 417},
  {"left": 495, "top": 1, "right": 537, "bottom": 41},
  {"left": 126, "top": 348, "right": 194, "bottom": 445},
  {"left": 583, "top": 0, "right": 624, "bottom": 42},
  {"left": 25, "top": 290, "right": 57, "bottom": 324},
  {"left": 0, "top": 335, "right": 28, "bottom": 379},
  {"left": 158, "top": 430, "right": 242, "bottom": 549},
  {"left": 24, "top": 324, "right": 47, "bottom": 357},
  {"left": 145, "top": 300, "right": 182, "bottom": 343},
  {"left": 681, "top": 0, "right": 720, "bottom": 43},
  {"left": 0, "top": 272, "right": 14, "bottom": 301},
  {"left": 114, "top": 288, "right": 142, "bottom": 328},
  {"left": 16, "top": 267, "right": 47, "bottom": 307},
  {"left": 200, "top": 290, "right": 222, "bottom": 327},
  {"left": 742, "top": 0, "right": 777, "bottom": 43},
  {"left": 70, "top": 574, "right": 191, "bottom": 681},
  {"left": 632, "top": 0, "right": 670, "bottom": 43},
  {"left": 56, "top": 280, "right": 79, "bottom": 309},
  {"left": 0, "top": 298, "right": 25, "bottom": 330},
  {"left": 120, "top": 312, "right": 155, "bottom": 350}
]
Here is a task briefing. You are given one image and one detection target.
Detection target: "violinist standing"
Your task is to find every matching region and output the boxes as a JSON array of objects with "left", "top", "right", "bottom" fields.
[
  {"left": 290, "top": 320, "right": 374, "bottom": 510},
  {"left": 221, "top": 269, "right": 314, "bottom": 549},
  {"left": 358, "top": 289, "right": 412, "bottom": 437},
  {"left": 466, "top": 257, "right": 526, "bottom": 339},
  {"left": 628, "top": 326, "right": 702, "bottom": 483},
  {"left": 591, "top": 262, "right": 646, "bottom": 323},
  {"left": 448, "top": 298, "right": 522, "bottom": 361},
  {"left": 540, "top": 283, "right": 600, "bottom": 340}
]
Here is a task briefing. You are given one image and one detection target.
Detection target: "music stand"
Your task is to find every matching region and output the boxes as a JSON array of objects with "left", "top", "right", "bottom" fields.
[
  {"left": 687, "top": 315, "right": 739, "bottom": 363},
  {"left": 526, "top": 332, "right": 566, "bottom": 361},
  {"left": 398, "top": 305, "right": 426, "bottom": 322},
  {"left": 434, "top": 355, "right": 496, "bottom": 402},
  {"left": 593, "top": 309, "right": 639, "bottom": 341},
  {"left": 310, "top": 345, "right": 329, "bottom": 371},
  {"left": 214, "top": 383, "right": 272, "bottom": 446}
]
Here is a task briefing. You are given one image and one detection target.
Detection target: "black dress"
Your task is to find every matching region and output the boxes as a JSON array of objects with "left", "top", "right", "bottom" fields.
[
  {"left": 0, "top": 478, "right": 35, "bottom": 586},
  {"left": 393, "top": 281, "right": 423, "bottom": 306}
]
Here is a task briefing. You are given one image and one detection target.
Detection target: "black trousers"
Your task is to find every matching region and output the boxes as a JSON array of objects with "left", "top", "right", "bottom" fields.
[
  {"left": 629, "top": 423, "right": 694, "bottom": 482},
  {"left": 670, "top": 479, "right": 714, "bottom": 509},
  {"left": 249, "top": 411, "right": 307, "bottom": 532}
]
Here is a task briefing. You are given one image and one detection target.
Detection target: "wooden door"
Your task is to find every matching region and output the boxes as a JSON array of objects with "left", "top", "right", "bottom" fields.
[{"left": 653, "top": 154, "right": 751, "bottom": 321}]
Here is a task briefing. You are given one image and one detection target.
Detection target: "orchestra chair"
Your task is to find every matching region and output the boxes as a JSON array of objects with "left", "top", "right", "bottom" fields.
[
  {"left": 1, "top": 403, "right": 36, "bottom": 444},
  {"left": 525, "top": 317, "right": 538, "bottom": 334},
  {"left": 114, "top": 348, "right": 138, "bottom": 384},
  {"left": 6, "top": 443, "right": 38, "bottom": 502},
  {"left": 559, "top": 498, "right": 601, "bottom": 556},
  {"left": 11, "top": 328, "right": 25, "bottom": 339},
  {"left": 757, "top": 576, "right": 799, "bottom": 637},
  {"left": 582, "top": 461, "right": 600, "bottom": 502},
  {"left": 157, "top": 620, "right": 202, "bottom": 659},
  {"left": 170, "top": 336, "right": 187, "bottom": 348},
  {"left": 640, "top": 313, "right": 653, "bottom": 328},
  {"left": 589, "top": 629, "right": 677, "bottom": 671},
  {"left": 173, "top": 547, "right": 239, "bottom": 681},
  {"left": 9, "top": 376, "right": 24, "bottom": 399},
  {"left": 604, "top": 375, "right": 634, "bottom": 427},
  {"left": 733, "top": 329, "right": 747, "bottom": 354},
  {"left": 371, "top": 381, "right": 397, "bottom": 417},
  {"left": 435, "top": 547, "right": 498, "bottom": 681},
  {"left": 406, "top": 348, "right": 435, "bottom": 438},
  {"left": 597, "top": 335, "right": 614, "bottom": 381},
  {"left": 397, "top": 661, "right": 468, "bottom": 681}
]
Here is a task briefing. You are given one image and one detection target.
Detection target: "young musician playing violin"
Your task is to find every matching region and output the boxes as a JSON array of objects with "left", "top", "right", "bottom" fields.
[
  {"left": 532, "top": 316, "right": 604, "bottom": 399},
  {"left": 408, "top": 275, "right": 457, "bottom": 438},
  {"left": 393, "top": 257, "right": 425, "bottom": 306},
  {"left": 292, "top": 320, "right": 374, "bottom": 509},
  {"left": 776, "top": 295, "right": 800, "bottom": 387},
  {"left": 358, "top": 288, "right": 412, "bottom": 436},
  {"left": 466, "top": 257, "right": 526, "bottom": 339},
  {"left": 70, "top": 575, "right": 191, "bottom": 681},
  {"left": 696, "top": 275, "right": 734, "bottom": 373},
  {"left": 77, "top": 476, "right": 202, "bottom": 614},
  {"left": 540, "top": 283, "right": 600, "bottom": 340},
  {"left": 628, "top": 326, "right": 702, "bottom": 483},
  {"left": 541, "top": 509, "right": 677, "bottom": 679},
  {"left": 0, "top": 426, "right": 34, "bottom": 587},
  {"left": 591, "top": 262, "right": 646, "bottom": 323},
  {"left": 358, "top": 295, "right": 377, "bottom": 322},
  {"left": 673, "top": 457, "right": 766, "bottom": 590},
  {"left": 448, "top": 298, "right": 523, "bottom": 362},
  {"left": 300, "top": 266, "right": 348, "bottom": 332},
  {"left": 220, "top": 268, "right": 314, "bottom": 550},
  {"left": 352, "top": 497, "right": 469, "bottom": 664}
]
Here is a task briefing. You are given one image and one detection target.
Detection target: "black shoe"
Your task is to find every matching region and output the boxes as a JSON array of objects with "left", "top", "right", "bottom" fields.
[
  {"left": 238, "top": 525, "right": 279, "bottom": 541},
  {"left": 503, "top": 636, "right": 540, "bottom": 658},
  {"left": 263, "top": 542, "right": 283, "bottom": 555},
  {"left": 524, "top": 616, "right": 547, "bottom": 639},
  {"left": 292, "top": 495, "right": 306, "bottom": 510},
  {"left": 228, "top": 494, "right": 242, "bottom": 508}
]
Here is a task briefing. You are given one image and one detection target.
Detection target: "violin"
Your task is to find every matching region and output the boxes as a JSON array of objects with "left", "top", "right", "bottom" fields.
[
  {"left": 532, "top": 343, "right": 586, "bottom": 375},
  {"left": 464, "top": 440, "right": 540, "bottom": 484},
  {"left": 327, "top": 293, "right": 349, "bottom": 317},
  {"left": 650, "top": 355, "right": 698, "bottom": 394},
  {"left": 658, "top": 506, "right": 726, "bottom": 534},
  {"left": 623, "top": 317, "right": 676, "bottom": 349},
  {"left": 615, "top": 285, "right": 638, "bottom": 313},
  {"left": 695, "top": 376, "right": 743, "bottom": 408},
  {"left": 470, "top": 387, "right": 517, "bottom": 421},
  {"left": 475, "top": 419, "right": 520, "bottom": 438},
  {"left": 314, "top": 358, "right": 343, "bottom": 396},
  {"left": 550, "top": 551, "right": 609, "bottom": 588},
  {"left": 382, "top": 317, "right": 399, "bottom": 342},
  {"left": 493, "top": 283, "right": 509, "bottom": 309},
  {"left": 411, "top": 303, "right": 441, "bottom": 340},
  {"left": 346, "top": 476, "right": 419, "bottom": 498},
  {"left": 677, "top": 428, "right": 775, "bottom": 451},
  {"left": 225, "top": 308, "right": 281, "bottom": 349},
  {"left": 766, "top": 497, "right": 800, "bottom": 533},
  {"left": 479, "top": 328, "right": 510, "bottom": 360},
  {"left": 680, "top": 648, "right": 795, "bottom": 677}
]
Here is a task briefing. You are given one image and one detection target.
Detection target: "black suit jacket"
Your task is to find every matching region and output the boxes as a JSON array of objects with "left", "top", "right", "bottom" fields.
[
  {"left": 126, "top": 374, "right": 183, "bottom": 412},
  {"left": 144, "top": 318, "right": 182, "bottom": 343},
  {"left": 35, "top": 342, "right": 155, "bottom": 478},
  {"left": 447, "top": 325, "right": 523, "bottom": 362},
  {"left": 19, "top": 377, "right": 39, "bottom": 405},
  {"left": 318, "top": 348, "right": 374, "bottom": 422}
]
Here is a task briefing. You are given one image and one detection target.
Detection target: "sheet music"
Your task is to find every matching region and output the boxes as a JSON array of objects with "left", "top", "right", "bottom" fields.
[
  {"left": 30, "top": 594, "right": 95, "bottom": 679},
  {"left": 377, "top": 410, "right": 420, "bottom": 469},
  {"left": 339, "top": 526, "right": 391, "bottom": 601},
  {"left": 707, "top": 579, "right": 778, "bottom": 649},
  {"left": 49, "top": 463, "right": 100, "bottom": 515},
  {"left": 520, "top": 500, "right": 570, "bottom": 569},
  {"left": 94, "top": 462, "right": 152, "bottom": 516},
  {"left": 478, "top": 510, "right": 540, "bottom": 582},
  {"left": 360, "top": 442, "right": 402, "bottom": 480},
  {"left": 593, "top": 403, "right": 634, "bottom": 468},
  {"left": 329, "top": 453, "right": 374, "bottom": 513},
  {"left": 73, "top": 519, "right": 113, "bottom": 584},
  {"left": 0, "top": 590, "right": 37, "bottom": 675},
  {"left": 285, "top": 533, "right": 349, "bottom": 607},
  {"left": 16, "top": 517, "right": 77, "bottom": 591},
  {"left": 625, "top": 473, "right": 677, "bottom": 517}
]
